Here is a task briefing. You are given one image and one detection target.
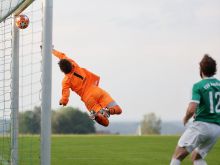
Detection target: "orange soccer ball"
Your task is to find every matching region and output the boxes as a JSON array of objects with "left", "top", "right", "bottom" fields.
[{"left": 15, "top": 14, "right": 29, "bottom": 29}]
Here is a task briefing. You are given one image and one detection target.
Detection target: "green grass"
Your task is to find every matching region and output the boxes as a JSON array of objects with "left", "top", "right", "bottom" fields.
[
  {"left": 51, "top": 135, "right": 220, "bottom": 165},
  {"left": 1, "top": 135, "right": 220, "bottom": 165}
]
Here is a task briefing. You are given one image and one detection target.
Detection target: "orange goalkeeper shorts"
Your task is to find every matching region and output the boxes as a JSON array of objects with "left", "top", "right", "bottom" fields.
[{"left": 82, "top": 86, "right": 117, "bottom": 113}]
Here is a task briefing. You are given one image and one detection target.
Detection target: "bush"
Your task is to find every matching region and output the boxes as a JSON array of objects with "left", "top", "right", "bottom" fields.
[
  {"left": 19, "top": 106, "right": 95, "bottom": 134},
  {"left": 52, "top": 107, "right": 95, "bottom": 134}
]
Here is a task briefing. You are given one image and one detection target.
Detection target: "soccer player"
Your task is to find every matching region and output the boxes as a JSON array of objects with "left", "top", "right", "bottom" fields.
[
  {"left": 170, "top": 55, "right": 220, "bottom": 165},
  {"left": 52, "top": 49, "right": 122, "bottom": 127}
]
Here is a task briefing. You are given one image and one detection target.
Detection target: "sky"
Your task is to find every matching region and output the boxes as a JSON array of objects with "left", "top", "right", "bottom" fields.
[{"left": 51, "top": 0, "right": 220, "bottom": 122}]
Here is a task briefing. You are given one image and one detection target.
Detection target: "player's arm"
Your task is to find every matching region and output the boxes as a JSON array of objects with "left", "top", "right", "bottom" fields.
[
  {"left": 59, "top": 78, "right": 70, "bottom": 106},
  {"left": 183, "top": 84, "right": 200, "bottom": 125},
  {"left": 52, "top": 49, "right": 67, "bottom": 59},
  {"left": 52, "top": 49, "right": 80, "bottom": 67},
  {"left": 183, "top": 102, "right": 197, "bottom": 125}
]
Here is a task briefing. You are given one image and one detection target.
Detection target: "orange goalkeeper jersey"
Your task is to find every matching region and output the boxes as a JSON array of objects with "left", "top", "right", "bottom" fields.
[{"left": 52, "top": 49, "right": 100, "bottom": 104}]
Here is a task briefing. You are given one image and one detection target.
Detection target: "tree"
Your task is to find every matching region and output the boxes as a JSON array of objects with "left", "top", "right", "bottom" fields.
[
  {"left": 19, "top": 106, "right": 95, "bottom": 134},
  {"left": 140, "top": 112, "right": 161, "bottom": 135},
  {"left": 19, "top": 106, "right": 41, "bottom": 134},
  {"left": 52, "top": 107, "right": 95, "bottom": 134}
]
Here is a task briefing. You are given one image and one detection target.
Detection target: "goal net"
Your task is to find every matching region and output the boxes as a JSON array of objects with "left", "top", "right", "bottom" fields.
[
  {"left": 0, "top": 16, "right": 12, "bottom": 165},
  {"left": 0, "top": 0, "right": 52, "bottom": 164}
]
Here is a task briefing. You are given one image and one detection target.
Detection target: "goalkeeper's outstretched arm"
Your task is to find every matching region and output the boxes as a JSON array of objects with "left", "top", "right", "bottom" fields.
[
  {"left": 59, "top": 77, "right": 70, "bottom": 106},
  {"left": 51, "top": 49, "right": 79, "bottom": 67},
  {"left": 52, "top": 49, "right": 67, "bottom": 59}
]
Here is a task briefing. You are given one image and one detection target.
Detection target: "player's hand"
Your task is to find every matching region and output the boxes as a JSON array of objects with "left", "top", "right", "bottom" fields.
[
  {"left": 183, "top": 116, "right": 188, "bottom": 126},
  {"left": 59, "top": 101, "right": 67, "bottom": 106}
]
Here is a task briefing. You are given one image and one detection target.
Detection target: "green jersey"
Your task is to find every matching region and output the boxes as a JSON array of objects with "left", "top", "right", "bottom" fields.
[{"left": 191, "top": 77, "right": 220, "bottom": 125}]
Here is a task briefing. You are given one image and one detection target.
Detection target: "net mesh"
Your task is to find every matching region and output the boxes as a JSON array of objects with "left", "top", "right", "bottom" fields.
[
  {"left": 18, "top": 1, "right": 42, "bottom": 164},
  {"left": 0, "top": 16, "right": 12, "bottom": 165},
  {"left": 0, "top": 0, "right": 42, "bottom": 164},
  {"left": 0, "top": 0, "right": 32, "bottom": 22}
]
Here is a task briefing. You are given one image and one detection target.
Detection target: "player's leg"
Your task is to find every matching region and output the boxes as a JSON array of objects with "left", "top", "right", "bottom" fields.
[
  {"left": 170, "top": 158, "right": 181, "bottom": 165},
  {"left": 90, "top": 109, "right": 110, "bottom": 127},
  {"left": 106, "top": 102, "right": 122, "bottom": 115},
  {"left": 191, "top": 151, "right": 207, "bottom": 165},
  {"left": 170, "top": 122, "right": 203, "bottom": 165},
  {"left": 193, "top": 159, "right": 207, "bottom": 165},
  {"left": 89, "top": 109, "right": 109, "bottom": 127},
  {"left": 191, "top": 122, "right": 220, "bottom": 165},
  {"left": 170, "top": 146, "right": 189, "bottom": 165},
  {"left": 83, "top": 86, "right": 122, "bottom": 126},
  {"left": 83, "top": 90, "right": 109, "bottom": 127},
  {"left": 95, "top": 87, "right": 122, "bottom": 115}
]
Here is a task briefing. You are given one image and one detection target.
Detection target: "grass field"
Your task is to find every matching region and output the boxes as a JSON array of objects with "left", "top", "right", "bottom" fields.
[{"left": 1, "top": 135, "right": 220, "bottom": 165}]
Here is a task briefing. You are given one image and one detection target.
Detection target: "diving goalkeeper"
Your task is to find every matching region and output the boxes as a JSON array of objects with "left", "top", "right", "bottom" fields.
[{"left": 52, "top": 49, "right": 122, "bottom": 127}]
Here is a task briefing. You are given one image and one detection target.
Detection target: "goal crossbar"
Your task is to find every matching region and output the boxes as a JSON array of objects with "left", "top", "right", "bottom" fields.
[{"left": 0, "top": 0, "right": 34, "bottom": 23}]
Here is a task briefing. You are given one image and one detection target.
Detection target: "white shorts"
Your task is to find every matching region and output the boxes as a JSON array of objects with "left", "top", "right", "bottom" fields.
[{"left": 178, "top": 121, "right": 220, "bottom": 158}]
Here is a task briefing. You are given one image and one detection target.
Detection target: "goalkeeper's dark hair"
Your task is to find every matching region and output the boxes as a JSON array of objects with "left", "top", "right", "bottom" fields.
[
  {"left": 58, "top": 59, "right": 73, "bottom": 74},
  {"left": 199, "top": 54, "right": 217, "bottom": 77}
]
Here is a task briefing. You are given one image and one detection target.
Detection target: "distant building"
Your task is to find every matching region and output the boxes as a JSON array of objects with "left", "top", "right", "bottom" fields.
[{"left": 136, "top": 124, "right": 142, "bottom": 136}]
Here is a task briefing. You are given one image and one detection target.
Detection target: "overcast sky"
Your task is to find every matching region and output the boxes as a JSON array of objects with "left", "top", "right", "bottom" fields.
[{"left": 51, "top": 0, "right": 220, "bottom": 122}]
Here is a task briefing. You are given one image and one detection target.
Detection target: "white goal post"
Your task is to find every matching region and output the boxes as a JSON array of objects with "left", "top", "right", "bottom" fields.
[{"left": 41, "top": 0, "right": 53, "bottom": 165}]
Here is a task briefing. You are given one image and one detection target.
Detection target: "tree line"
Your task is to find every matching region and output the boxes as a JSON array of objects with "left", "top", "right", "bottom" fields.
[
  {"left": 19, "top": 107, "right": 162, "bottom": 135},
  {"left": 19, "top": 106, "right": 95, "bottom": 134}
]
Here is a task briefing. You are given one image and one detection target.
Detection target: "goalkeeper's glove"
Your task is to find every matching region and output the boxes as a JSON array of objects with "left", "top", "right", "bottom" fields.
[
  {"left": 59, "top": 99, "right": 68, "bottom": 106},
  {"left": 59, "top": 101, "right": 67, "bottom": 106}
]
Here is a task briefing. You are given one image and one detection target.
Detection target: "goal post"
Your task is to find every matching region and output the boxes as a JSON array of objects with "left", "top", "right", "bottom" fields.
[
  {"left": 41, "top": 0, "right": 53, "bottom": 164},
  {"left": 11, "top": 14, "right": 19, "bottom": 165}
]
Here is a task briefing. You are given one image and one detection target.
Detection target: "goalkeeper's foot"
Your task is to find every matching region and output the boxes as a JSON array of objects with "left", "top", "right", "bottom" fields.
[
  {"left": 89, "top": 110, "right": 96, "bottom": 120},
  {"left": 95, "top": 111, "right": 109, "bottom": 127},
  {"left": 108, "top": 105, "right": 122, "bottom": 115},
  {"left": 99, "top": 108, "right": 110, "bottom": 118}
]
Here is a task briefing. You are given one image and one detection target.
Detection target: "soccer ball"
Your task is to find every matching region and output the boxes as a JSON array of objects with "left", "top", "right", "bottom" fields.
[{"left": 15, "top": 14, "right": 29, "bottom": 29}]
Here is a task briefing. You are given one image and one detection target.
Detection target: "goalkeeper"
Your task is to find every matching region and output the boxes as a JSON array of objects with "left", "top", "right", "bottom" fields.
[{"left": 52, "top": 48, "right": 122, "bottom": 127}]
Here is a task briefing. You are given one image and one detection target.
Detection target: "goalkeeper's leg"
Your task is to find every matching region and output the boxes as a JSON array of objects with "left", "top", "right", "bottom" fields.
[
  {"left": 96, "top": 89, "right": 122, "bottom": 115},
  {"left": 107, "top": 104, "right": 122, "bottom": 115},
  {"left": 95, "top": 111, "right": 109, "bottom": 127},
  {"left": 90, "top": 110, "right": 109, "bottom": 127},
  {"left": 84, "top": 86, "right": 122, "bottom": 116}
]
